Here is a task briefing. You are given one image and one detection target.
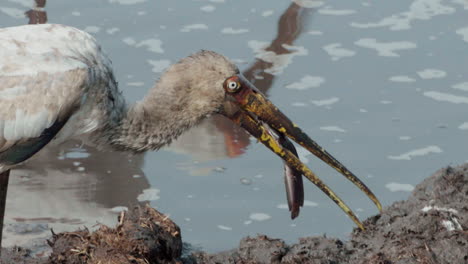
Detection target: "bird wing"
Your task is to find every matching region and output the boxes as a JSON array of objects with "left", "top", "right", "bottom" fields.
[
  {"left": 0, "top": 69, "right": 90, "bottom": 166},
  {"left": 0, "top": 24, "right": 103, "bottom": 166}
]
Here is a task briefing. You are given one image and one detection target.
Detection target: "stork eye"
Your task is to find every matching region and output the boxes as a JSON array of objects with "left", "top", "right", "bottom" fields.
[{"left": 224, "top": 77, "right": 241, "bottom": 93}]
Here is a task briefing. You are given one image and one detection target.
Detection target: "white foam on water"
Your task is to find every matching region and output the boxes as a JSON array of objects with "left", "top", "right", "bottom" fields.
[
  {"left": 350, "top": 0, "right": 455, "bottom": 31},
  {"left": 452, "top": 0, "right": 468, "bottom": 9},
  {"left": 307, "top": 30, "right": 323, "bottom": 35},
  {"left": 277, "top": 204, "right": 288, "bottom": 209},
  {"left": 389, "top": 75, "right": 416, "bottom": 82},
  {"left": 180, "top": 24, "right": 208, "bottom": 32},
  {"left": 137, "top": 188, "right": 160, "bottom": 201},
  {"left": 385, "top": 182, "right": 414, "bottom": 192},
  {"left": 399, "top": 136, "right": 412, "bottom": 141},
  {"left": 261, "top": 10, "right": 274, "bottom": 17},
  {"left": 388, "top": 145, "right": 442, "bottom": 160},
  {"left": 285, "top": 75, "right": 325, "bottom": 90},
  {"left": 304, "top": 200, "right": 318, "bottom": 207},
  {"left": 417, "top": 69, "right": 447, "bottom": 79},
  {"left": 200, "top": 5, "right": 215, "bottom": 12},
  {"left": 248, "top": 41, "right": 308, "bottom": 75},
  {"left": 456, "top": 27, "right": 468, "bottom": 43},
  {"left": 292, "top": 0, "right": 324, "bottom": 8},
  {"left": 106, "top": 27, "right": 120, "bottom": 35},
  {"left": 249, "top": 213, "right": 271, "bottom": 221},
  {"left": 109, "top": 0, "right": 146, "bottom": 4},
  {"left": 318, "top": 8, "right": 356, "bottom": 16},
  {"left": 122, "top": 37, "right": 137, "bottom": 46},
  {"left": 311, "top": 97, "right": 340, "bottom": 107},
  {"left": 292, "top": 102, "right": 308, "bottom": 107},
  {"left": 221, "top": 27, "right": 249, "bottom": 34},
  {"left": 424, "top": 91, "right": 468, "bottom": 104},
  {"left": 458, "top": 122, "right": 468, "bottom": 130},
  {"left": 319, "top": 126, "right": 347, "bottom": 133},
  {"left": 452, "top": 82, "right": 468, "bottom": 91},
  {"left": 147, "top": 59, "right": 171, "bottom": 73},
  {"left": 354, "top": 38, "right": 417, "bottom": 57},
  {"left": 217, "top": 225, "right": 233, "bottom": 231},
  {"left": 323, "top": 43, "right": 356, "bottom": 61},
  {"left": 127, "top": 82, "right": 145, "bottom": 87},
  {"left": 136, "top": 38, "right": 164, "bottom": 53}
]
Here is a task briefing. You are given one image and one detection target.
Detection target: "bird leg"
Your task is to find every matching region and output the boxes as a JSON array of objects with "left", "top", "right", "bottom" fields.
[{"left": 0, "top": 169, "right": 9, "bottom": 254}]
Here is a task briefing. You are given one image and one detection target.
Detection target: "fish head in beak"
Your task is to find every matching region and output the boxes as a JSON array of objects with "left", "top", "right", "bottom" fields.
[{"left": 219, "top": 74, "right": 382, "bottom": 230}]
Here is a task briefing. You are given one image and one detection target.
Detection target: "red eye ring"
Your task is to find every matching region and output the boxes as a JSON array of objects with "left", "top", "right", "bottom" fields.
[{"left": 224, "top": 76, "right": 241, "bottom": 93}]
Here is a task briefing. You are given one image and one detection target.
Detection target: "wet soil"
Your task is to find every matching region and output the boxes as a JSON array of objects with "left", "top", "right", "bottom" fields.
[{"left": 2, "top": 164, "right": 468, "bottom": 263}]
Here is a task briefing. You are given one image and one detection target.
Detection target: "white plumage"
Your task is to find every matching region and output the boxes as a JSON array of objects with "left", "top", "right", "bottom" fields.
[{"left": 0, "top": 24, "right": 122, "bottom": 165}]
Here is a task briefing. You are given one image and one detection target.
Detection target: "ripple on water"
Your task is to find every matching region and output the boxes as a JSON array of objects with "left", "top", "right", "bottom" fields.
[
  {"left": 458, "top": 122, "right": 468, "bottom": 130},
  {"left": 249, "top": 213, "right": 271, "bottom": 221},
  {"left": 106, "top": 27, "right": 120, "bottom": 35},
  {"left": 350, "top": 0, "right": 455, "bottom": 31},
  {"left": 221, "top": 28, "right": 249, "bottom": 34},
  {"left": 452, "top": 82, "right": 468, "bottom": 92},
  {"left": 385, "top": 182, "right": 414, "bottom": 192},
  {"left": 389, "top": 75, "right": 416, "bottom": 82},
  {"left": 292, "top": 0, "right": 324, "bottom": 8},
  {"left": 354, "top": 38, "right": 417, "bottom": 57},
  {"left": 200, "top": 5, "right": 215, "bottom": 12},
  {"left": 318, "top": 8, "right": 356, "bottom": 16},
  {"left": 388, "top": 145, "right": 443, "bottom": 160},
  {"left": 285, "top": 75, "right": 325, "bottom": 90},
  {"left": 319, "top": 126, "right": 347, "bottom": 133},
  {"left": 137, "top": 188, "right": 161, "bottom": 202},
  {"left": 180, "top": 24, "right": 208, "bottom": 33},
  {"left": 424, "top": 91, "right": 468, "bottom": 104},
  {"left": 147, "top": 59, "right": 171, "bottom": 73},
  {"left": 217, "top": 225, "right": 232, "bottom": 231},
  {"left": 323, "top": 43, "right": 356, "bottom": 61},
  {"left": 108, "top": 0, "right": 147, "bottom": 5},
  {"left": 417, "top": 69, "right": 447, "bottom": 79},
  {"left": 248, "top": 41, "right": 308, "bottom": 75},
  {"left": 311, "top": 97, "right": 340, "bottom": 107},
  {"left": 456, "top": 27, "right": 468, "bottom": 43},
  {"left": 261, "top": 10, "right": 274, "bottom": 17}
]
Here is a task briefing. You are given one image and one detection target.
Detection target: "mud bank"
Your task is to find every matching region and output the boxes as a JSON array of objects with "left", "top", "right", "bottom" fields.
[{"left": 2, "top": 164, "right": 467, "bottom": 264}]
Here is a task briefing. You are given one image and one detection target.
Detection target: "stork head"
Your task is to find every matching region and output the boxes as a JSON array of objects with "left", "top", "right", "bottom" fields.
[{"left": 148, "top": 50, "right": 381, "bottom": 229}]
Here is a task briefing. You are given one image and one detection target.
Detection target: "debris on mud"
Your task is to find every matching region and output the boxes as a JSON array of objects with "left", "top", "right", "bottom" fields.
[
  {"left": 2, "top": 205, "right": 182, "bottom": 264},
  {"left": 2, "top": 164, "right": 468, "bottom": 263}
]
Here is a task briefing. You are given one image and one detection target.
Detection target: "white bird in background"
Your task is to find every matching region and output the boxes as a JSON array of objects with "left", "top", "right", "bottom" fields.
[{"left": 0, "top": 24, "right": 381, "bottom": 249}]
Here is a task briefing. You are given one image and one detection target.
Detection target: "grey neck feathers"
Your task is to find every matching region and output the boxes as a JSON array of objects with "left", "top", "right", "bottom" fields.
[
  {"left": 108, "top": 94, "right": 207, "bottom": 153},
  {"left": 106, "top": 50, "right": 237, "bottom": 152}
]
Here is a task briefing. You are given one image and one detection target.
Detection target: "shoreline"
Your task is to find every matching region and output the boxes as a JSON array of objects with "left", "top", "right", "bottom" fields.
[{"left": 2, "top": 164, "right": 467, "bottom": 263}]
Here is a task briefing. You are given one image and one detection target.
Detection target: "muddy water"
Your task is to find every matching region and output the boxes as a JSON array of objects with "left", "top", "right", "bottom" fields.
[{"left": 1, "top": 0, "right": 468, "bottom": 253}]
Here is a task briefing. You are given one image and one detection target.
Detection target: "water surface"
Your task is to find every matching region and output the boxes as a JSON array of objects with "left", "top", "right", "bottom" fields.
[{"left": 1, "top": 0, "right": 468, "bottom": 253}]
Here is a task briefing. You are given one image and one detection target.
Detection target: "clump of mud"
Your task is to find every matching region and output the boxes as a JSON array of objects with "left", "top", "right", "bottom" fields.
[
  {"left": 2, "top": 205, "right": 182, "bottom": 264},
  {"left": 2, "top": 164, "right": 468, "bottom": 264},
  {"left": 191, "top": 164, "right": 468, "bottom": 264}
]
